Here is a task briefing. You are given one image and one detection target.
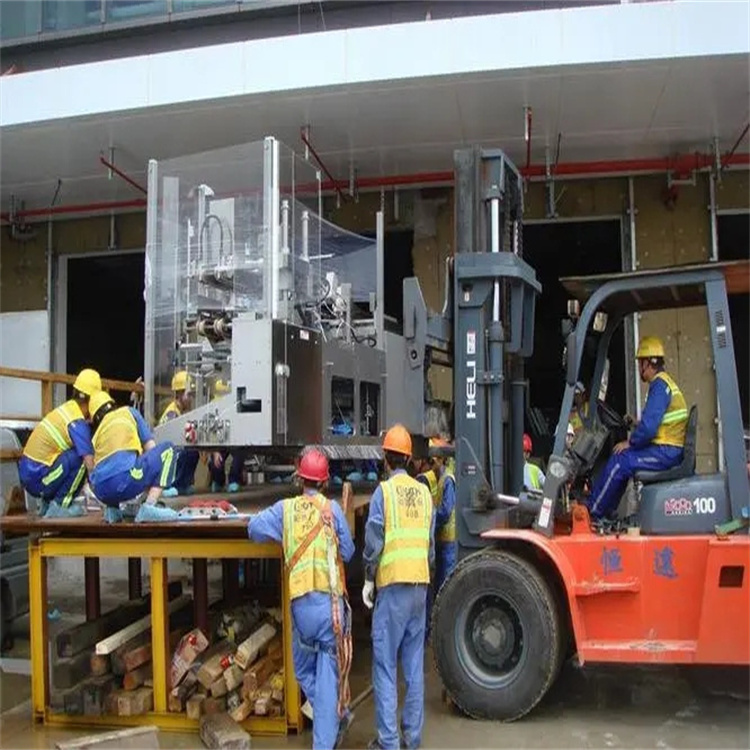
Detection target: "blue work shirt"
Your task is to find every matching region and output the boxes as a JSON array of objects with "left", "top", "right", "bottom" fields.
[
  {"left": 629, "top": 376, "right": 671, "bottom": 449},
  {"left": 247, "top": 490, "right": 356, "bottom": 565},
  {"left": 435, "top": 471, "right": 455, "bottom": 532},
  {"left": 90, "top": 408, "right": 154, "bottom": 483},
  {"left": 363, "top": 468, "right": 436, "bottom": 584}
]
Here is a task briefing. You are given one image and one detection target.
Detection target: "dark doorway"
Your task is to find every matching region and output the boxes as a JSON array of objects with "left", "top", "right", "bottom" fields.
[
  {"left": 523, "top": 220, "right": 625, "bottom": 433},
  {"left": 361, "top": 229, "right": 414, "bottom": 329},
  {"left": 66, "top": 253, "right": 145, "bottom": 384},
  {"left": 718, "top": 214, "right": 750, "bottom": 426}
]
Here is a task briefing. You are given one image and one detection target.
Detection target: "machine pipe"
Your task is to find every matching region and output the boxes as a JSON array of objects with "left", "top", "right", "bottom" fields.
[{"left": 299, "top": 128, "right": 347, "bottom": 204}]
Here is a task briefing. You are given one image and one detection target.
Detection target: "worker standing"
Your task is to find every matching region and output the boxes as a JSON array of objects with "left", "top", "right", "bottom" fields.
[
  {"left": 522, "top": 433, "right": 546, "bottom": 490},
  {"left": 587, "top": 336, "right": 688, "bottom": 520},
  {"left": 363, "top": 424, "right": 435, "bottom": 750},
  {"left": 429, "top": 438, "right": 457, "bottom": 593},
  {"left": 247, "top": 448, "right": 355, "bottom": 750},
  {"left": 88, "top": 391, "right": 178, "bottom": 523},
  {"left": 159, "top": 371, "right": 200, "bottom": 497},
  {"left": 19, "top": 368, "right": 101, "bottom": 518}
]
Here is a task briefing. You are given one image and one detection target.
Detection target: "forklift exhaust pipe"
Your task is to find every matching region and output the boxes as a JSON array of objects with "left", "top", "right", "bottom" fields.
[{"left": 474, "top": 484, "right": 542, "bottom": 515}]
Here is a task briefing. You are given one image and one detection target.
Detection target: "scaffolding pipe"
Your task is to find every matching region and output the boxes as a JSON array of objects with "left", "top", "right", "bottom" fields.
[
  {"left": 98, "top": 156, "right": 147, "bottom": 194},
  {"left": 3, "top": 152, "right": 749, "bottom": 225}
]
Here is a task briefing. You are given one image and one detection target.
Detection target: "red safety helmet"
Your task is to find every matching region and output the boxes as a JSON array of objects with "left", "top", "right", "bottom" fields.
[
  {"left": 523, "top": 433, "right": 533, "bottom": 453},
  {"left": 297, "top": 448, "right": 329, "bottom": 483}
]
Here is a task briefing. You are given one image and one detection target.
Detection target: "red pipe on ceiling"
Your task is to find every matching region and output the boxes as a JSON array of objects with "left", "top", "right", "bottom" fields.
[
  {"left": 99, "top": 156, "right": 147, "bottom": 194},
  {"left": 3, "top": 152, "right": 748, "bottom": 223}
]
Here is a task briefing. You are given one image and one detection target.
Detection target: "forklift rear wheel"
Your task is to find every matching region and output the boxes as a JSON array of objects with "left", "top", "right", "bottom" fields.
[{"left": 432, "top": 549, "right": 562, "bottom": 721}]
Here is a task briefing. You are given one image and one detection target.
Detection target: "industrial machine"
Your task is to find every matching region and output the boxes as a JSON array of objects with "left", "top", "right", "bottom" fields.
[
  {"left": 143, "top": 137, "right": 434, "bottom": 463},
  {"left": 412, "top": 146, "right": 750, "bottom": 721}
]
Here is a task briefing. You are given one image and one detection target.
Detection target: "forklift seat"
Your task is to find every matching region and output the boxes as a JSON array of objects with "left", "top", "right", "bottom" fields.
[{"left": 634, "top": 405, "right": 698, "bottom": 485}]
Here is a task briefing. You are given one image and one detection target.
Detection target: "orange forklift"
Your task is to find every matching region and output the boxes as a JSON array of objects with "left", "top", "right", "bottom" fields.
[{"left": 405, "top": 145, "right": 750, "bottom": 721}]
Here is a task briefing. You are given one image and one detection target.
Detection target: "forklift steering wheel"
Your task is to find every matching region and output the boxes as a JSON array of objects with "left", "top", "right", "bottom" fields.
[{"left": 596, "top": 399, "right": 627, "bottom": 431}]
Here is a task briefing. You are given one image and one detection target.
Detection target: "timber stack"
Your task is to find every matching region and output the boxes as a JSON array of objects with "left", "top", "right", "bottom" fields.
[{"left": 50, "top": 586, "right": 286, "bottom": 725}]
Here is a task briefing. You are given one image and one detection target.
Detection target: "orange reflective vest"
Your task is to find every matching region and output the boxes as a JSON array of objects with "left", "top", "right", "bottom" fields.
[{"left": 376, "top": 473, "right": 432, "bottom": 588}]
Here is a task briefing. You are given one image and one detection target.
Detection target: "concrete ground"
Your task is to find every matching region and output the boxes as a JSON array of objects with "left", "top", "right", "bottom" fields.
[{"left": 1, "top": 573, "right": 748, "bottom": 749}]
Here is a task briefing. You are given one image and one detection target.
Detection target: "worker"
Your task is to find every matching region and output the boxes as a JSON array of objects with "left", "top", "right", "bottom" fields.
[
  {"left": 159, "top": 370, "right": 199, "bottom": 498},
  {"left": 430, "top": 438, "right": 457, "bottom": 593},
  {"left": 18, "top": 368, "right": 101, "bottom": 518},
  {"left": 362, "top": 424, "right": 435, "bottom": 750},
  {"left": 569, "top": 381, "right": 590, "bottom": 435},
  {"left": 565, "top": 421, "right": 576, "bottom": 450},
  {"left": 88, "top": 391, "right": 178, "bottom": 523},
  {"left": 587, "top": 336, "right": 688, "bottom": 520},
  {"left": 247, "top": 448, "right": 355, "bottom": 750},
  {"left": 207, "top": 379, "right": 245, "bottom": 493},
  {"left": 523, "top": 433, "right": 546, "bottom": 490}
]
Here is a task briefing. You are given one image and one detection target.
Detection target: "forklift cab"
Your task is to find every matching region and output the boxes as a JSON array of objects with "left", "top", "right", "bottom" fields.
[{"left": 548, "top": 259, "right": 750, "bottom": 536}]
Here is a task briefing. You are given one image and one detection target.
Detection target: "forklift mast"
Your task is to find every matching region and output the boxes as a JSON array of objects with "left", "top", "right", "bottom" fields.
[{"left": 405, "top": 147, "right": 542, "bottom": 549}]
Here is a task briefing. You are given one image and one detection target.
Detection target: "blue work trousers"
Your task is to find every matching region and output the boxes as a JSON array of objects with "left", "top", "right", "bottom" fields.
[
  {"left": 291, "top": 592, "right": 348, "bottom": 750},
  {"left": 372, "top": 584, "right": 428, "bottom": 750},
  {"left": 19, "top": 449, "right": 86, "bottom": 505},
  {"left": 208, "top": 450, "right": 244, "bottom": 487},
  {"left": 92, "top": 442, "right": 177, "bottom": 507},
  {"left": 588, "top": 443, "right": 683, "bottom": 519},
  {"left": 171, "top": 448, "right": 200, "bottom": 493}
]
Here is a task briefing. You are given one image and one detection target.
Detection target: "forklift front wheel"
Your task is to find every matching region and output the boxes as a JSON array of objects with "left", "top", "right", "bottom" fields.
[{"left": 431, "top": 548, "right": 562, "bottom": 721}]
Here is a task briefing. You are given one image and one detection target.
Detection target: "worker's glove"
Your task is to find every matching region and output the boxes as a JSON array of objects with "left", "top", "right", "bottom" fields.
[{"left": 362, "top": 579, "right": 375, "bottom": 610}]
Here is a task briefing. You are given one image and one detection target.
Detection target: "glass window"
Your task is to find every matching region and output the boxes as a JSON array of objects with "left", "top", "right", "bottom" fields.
[
  {"left": 171, "top": 0, "right": 235, "bottom": 12},
  {"left": 0, "top": 1, "right": 42, "bottom": 41},
  {"left": 104, "top": 0, "right": 167, "bottom": 23},
  {"left": 41, "top": 1, "right": 101, "bottom": 33}
]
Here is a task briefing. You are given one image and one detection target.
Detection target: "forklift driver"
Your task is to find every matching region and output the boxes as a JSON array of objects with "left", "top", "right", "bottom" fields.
[{"left": 586, "top": 336, "right": 688, "bottom": 520}]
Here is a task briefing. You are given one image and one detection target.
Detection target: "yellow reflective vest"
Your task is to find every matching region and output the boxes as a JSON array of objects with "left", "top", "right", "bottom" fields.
[
  {"left": 24, "top": 400, "right": 86, "bottom": 467},
  {"left": 93, "top": 407, "right": 143, "bottom": 466},
  {"left": 158, "top": 401, "right": 181, "bottom": 427},
  {"left": 376, "top": 473, "right": 432, "bottom": 588},
  {"left": 417, "top": 470, "right": 439, "bottom": 506},
  {"left": 651, "top": 372, "right": 688, "bottom": 448},
  {"left": 569, "top": 401, "right": 589, "bottom": 435},
  {"left": 283, "top": 493, "right": 344, "bottom": 601},
  {"left": 436, "top": 470, "right": 456, "bottom": 543}
]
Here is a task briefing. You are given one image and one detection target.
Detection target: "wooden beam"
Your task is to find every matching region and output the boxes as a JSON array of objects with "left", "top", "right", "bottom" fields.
[{"left": 94, "top": 595, "right": 191, "bottom": 655}]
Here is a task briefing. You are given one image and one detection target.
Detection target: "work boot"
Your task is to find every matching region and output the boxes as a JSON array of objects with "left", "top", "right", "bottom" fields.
[
  {"left": 135, "top": 503, "right": 179, "bottom": 523},
  {"left": 44, "top": 500, "right": 85, "bottom": 519},
  {"left": 162, "top": 487, "right": 179, "bottom": 498},
  {"left": 103, "top": 506, "right": 123, "bottom": 524},
  {"left": 334, "top": 710, "right": 354, "bottom": 749},
  {"left": 210, "top": 481, "right": 222, "bottom": 493}
]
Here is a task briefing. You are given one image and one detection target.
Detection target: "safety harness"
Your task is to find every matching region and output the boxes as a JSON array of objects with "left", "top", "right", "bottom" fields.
[{"left": 285, "top": 494, "right": 352, "bottom": 719}]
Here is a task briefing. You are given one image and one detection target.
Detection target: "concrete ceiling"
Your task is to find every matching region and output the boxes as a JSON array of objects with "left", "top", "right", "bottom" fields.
[{"left": 2, "top": 53, "right": 749, "bottom": 215}]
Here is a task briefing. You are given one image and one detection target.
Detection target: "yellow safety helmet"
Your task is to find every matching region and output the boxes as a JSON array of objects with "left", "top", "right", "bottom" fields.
[
  {"left": 636, "top": 336, "right": 665, "bottom": 360},
  {"left": 214, "top": 379, "right": 230, "bottom": 396},
  {"left": 73, "top": 368, "right": 102, "bottom": 396},
  {"left": 171, "top": 371, "right": 191, "bottom": 392},
  {"left": 89, "top": 390, "right": 115, "bottom": 420}
]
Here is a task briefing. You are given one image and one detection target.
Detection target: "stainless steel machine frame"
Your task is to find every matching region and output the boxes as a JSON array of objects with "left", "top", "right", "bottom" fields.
[{"left": 144, "top": 137, "right": 425, "bottom": 456}]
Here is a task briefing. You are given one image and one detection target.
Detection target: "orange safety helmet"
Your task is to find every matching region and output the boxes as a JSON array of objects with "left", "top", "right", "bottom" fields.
[
  {"left": 383, "top": 423, "right": 412, "bottom": 457},
  {"left": 523, "top": 433, "right": 533, "bottom": 453},
  {"left": 297, "top": 448, "right": 329, "bottom": 483}
]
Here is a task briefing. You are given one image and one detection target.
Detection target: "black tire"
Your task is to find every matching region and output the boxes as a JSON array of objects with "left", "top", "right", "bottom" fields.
[{"left": 432, "top": 548, "right": 562, "bottom": 721}]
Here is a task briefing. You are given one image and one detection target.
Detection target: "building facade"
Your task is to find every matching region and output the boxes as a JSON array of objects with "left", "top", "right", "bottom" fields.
[{"left": 1, "top": 0, "right": 748, "bottom": 470}]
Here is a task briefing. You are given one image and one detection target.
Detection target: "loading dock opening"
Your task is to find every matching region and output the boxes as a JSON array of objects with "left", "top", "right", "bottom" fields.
[{"left": 523, "top": 219, "right": 625, "bottom": 444}]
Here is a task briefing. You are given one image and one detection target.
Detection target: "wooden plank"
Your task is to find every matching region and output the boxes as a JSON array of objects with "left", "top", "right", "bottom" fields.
[
  {"left": 95, "top": 595, "right": 191, "bottom": 655},
  {"left": 168, "top": 669, "right": 198, "bottom": 712},
  {"left": 234, "top": 621, "right": 277, "bottom": 669},
  {"left": 90, "top": 654, "right": 110, "bottom": 677},
  {"left": 196, "top": 640, "right": 235, "bottom": 689},
  {"left": 58, "top": 581, "right": 183, "bottom": 658},
  {"left": 169, "top": 627, "right": 209, "bottom": 688},
  {"left": 123, "top": 663, "right": 152, "bottom": 691},
  {"left": 53, "top": 651, "right": 91, "bottom": 691},
  {"left": 202, "top": 695, "right": 227, "bottom": 715},
  {"left": 241, "top": 651, "right": 280, "bottom": 696},
  {"left": 199, "top": 714, "right": 251, "bottom": 750},
  {"left": 114, "top": 687, "right": 153, "bottom": 716},
  {"left": 223, "top": 663, "right": 244, "bottom": 693},
  {"left": 82, "top": 675, "right": 116, "bottom": 717},
  {"left": 55, "top": 726, "right": 160, "bottom": 750},
  {"left": 186, "top": 692, "right": 207, "bottom": 720}
]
